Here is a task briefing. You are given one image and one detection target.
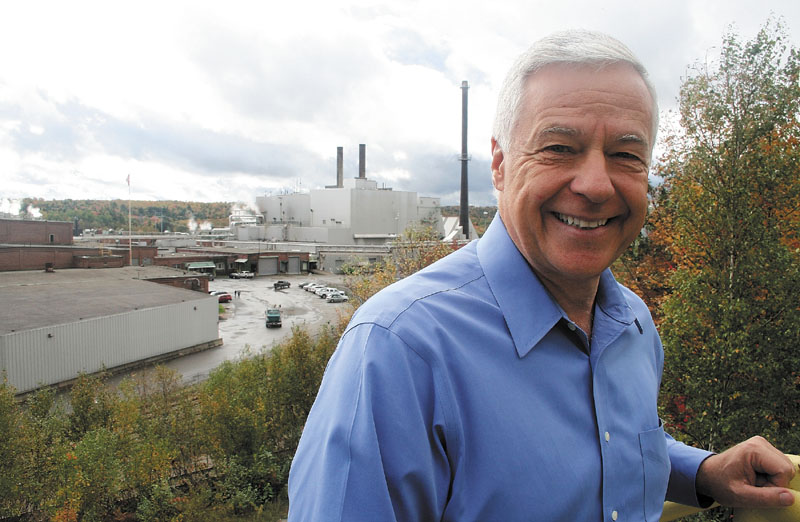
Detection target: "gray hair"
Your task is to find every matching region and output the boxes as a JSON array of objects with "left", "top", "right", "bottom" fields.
[{"left": 492, "top": 29, "right": 659, "bottom": 152}]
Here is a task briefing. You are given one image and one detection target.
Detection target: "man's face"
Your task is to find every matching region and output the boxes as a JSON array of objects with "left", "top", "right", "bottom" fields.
[{"left": 492, "top": 62, "right": 653, "bottom": 288}]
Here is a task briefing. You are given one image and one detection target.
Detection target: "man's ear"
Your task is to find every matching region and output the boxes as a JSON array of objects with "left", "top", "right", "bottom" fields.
[{"left": 491, "top": 138, "right": 505, "bottom": 191}]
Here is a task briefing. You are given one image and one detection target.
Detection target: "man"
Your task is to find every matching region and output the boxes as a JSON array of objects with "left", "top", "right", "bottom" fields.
[{"left": 288, "top": 30, "right": 795, "bottom": 521}]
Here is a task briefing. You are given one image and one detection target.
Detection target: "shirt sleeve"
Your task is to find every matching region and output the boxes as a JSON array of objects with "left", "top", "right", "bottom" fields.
[
  {"left": 665, "top": 430, "right": 714, "bottom": 507},
  {"left": 287, "top": 322, "right": 452, "bottom": 521}
]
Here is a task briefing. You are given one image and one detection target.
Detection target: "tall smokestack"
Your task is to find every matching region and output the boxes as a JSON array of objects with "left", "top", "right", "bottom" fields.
[
  {"left": 336, "top": 146, "right": 344, "bottom": 188},
  {"left": 358, "top": 143, "right": 366, "bottom": 179},
  {"left": 460, "top": 81, "right": 470, "bottom": 239}
]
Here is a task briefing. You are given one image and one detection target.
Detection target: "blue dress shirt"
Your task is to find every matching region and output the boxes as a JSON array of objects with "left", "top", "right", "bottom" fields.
[{"left": 288, "top": 215, "right": 711, "bottom": 521}]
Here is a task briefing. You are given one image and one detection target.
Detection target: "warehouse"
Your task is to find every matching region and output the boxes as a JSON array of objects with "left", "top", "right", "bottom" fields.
[{"left": 0, "top": 268, "right": 221, "bottom": 394}]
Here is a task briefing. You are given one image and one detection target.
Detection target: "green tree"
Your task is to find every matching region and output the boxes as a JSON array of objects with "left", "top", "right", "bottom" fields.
[
  {"left": 654, "top": 18, "right": 800, "bottom": 469},
  {"left": 68, "top": 372, "right": 116, "bottom": 440}
]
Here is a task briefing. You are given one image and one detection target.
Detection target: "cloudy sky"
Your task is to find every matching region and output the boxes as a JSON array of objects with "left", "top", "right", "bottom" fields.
[{"left": 1, "top": 1, "right": 798, "bottom": 211}]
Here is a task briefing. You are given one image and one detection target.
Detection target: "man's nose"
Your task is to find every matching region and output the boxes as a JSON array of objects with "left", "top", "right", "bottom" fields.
[{"left": 569, "top": 151, "right": 615, "bottom": 203}]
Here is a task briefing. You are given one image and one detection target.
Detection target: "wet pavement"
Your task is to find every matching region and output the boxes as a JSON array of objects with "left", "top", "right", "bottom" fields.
[{"left": 111, "top": 273, "right": 350, "bottom": 387}]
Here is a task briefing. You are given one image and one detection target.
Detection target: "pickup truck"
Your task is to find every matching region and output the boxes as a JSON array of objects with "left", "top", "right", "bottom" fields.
[
  {"left": 273, "top": 280, "right": 291, "bottom": 290},
  {"left": 265, "top": 308, "right": 282, "bottom": 328}
]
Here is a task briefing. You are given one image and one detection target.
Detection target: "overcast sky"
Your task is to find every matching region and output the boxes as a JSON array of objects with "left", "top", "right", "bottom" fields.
[{"left": 1, "top": 1, "right": 798, "bottom": 212}]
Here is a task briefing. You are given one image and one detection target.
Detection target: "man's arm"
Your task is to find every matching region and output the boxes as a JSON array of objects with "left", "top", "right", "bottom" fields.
[
  {"left": 696, "top": 436, "right": 796, "bottom": 508},
  {"left": 288, "top": 322, "right": 451, "bottom": 521}
]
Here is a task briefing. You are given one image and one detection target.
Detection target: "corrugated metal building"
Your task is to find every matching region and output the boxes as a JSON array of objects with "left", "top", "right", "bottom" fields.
[{"left": 0, "top": 269, "right": 221, "bottom": 394}]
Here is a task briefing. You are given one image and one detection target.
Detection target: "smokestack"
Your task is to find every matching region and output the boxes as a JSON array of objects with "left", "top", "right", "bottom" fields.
[
  {"left": 460, "top": 81, "right": 470, "bottom": 239},
  {"left": 358, "top": 143, "right": 366, "bottom": 179},
  {"left": 336, "top": 146, "right": 344, "bottom": 188}
]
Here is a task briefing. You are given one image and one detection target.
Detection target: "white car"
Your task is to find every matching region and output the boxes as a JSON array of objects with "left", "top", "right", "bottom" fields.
[{"left": 328, "top": 293, "right": 349, "bottom": 303}]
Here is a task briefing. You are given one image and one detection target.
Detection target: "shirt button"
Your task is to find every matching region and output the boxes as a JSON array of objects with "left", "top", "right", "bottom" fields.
[
  {"left": 611, "top": 510, "right": 618, "bottom": 520},
  {"left": 567, "top": 323, "right": 576, "bottom": 331},
  {"left": 605, "top": 431, "right": 610, "bottom": 442}
]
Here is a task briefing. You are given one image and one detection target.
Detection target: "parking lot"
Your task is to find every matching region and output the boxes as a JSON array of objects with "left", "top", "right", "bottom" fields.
[{"left": 145, "top": 273, "right": 351, "bottom": 385}]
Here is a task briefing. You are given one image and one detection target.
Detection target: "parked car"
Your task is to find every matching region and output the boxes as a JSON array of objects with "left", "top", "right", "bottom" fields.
[
  {"left": 305, "top": 283, "right": 324, "bottom": 292},
  {"left": 274, "top": 280, "right": 291, "bottom": 290},
  {"left": 229, "top": 271, "right": 254, "bottom": 279},
  {"left": 217, "top": 292, "right": 232, "bottom": 303},
  {"left": 327, "top": 293, "right": 349, "bottom": 303}
]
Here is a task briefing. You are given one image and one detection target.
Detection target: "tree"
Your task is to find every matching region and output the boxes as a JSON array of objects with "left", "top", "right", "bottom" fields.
[
  {"left": 344, "top": 223, "right": 460, "bottom": 305},
  {"left": 653, "top": 19, "right": 800, "bottom": 464}
]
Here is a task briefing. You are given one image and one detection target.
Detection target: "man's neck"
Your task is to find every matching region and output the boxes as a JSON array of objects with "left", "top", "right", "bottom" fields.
[{"left": 537, "top": 273, "right": 599, "bottom": 337}]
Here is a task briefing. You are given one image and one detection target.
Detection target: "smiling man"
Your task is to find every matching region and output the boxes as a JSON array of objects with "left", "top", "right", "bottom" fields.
[{"left": 288, "top": 30, "right": 795, "bottom": 521}]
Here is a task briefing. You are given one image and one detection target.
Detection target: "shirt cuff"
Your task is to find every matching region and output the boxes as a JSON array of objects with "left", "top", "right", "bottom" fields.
[{"left": 668, "top": 443, "right": 715, "bottom": 507}]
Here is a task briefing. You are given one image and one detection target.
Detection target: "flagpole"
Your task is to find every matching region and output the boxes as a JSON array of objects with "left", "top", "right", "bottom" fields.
[{"left": 128, "top": 174, "right": 132, "bottom": 265}]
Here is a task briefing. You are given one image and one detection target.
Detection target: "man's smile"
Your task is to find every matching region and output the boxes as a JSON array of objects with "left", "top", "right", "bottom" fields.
[{"left": 553, "top": 212, "right": 610, "bottom": 230}]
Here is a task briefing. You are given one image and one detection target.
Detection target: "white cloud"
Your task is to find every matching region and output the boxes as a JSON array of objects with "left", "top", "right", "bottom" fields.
[{"left": 0, "top": 0, "right": 798, "bottom": 205}]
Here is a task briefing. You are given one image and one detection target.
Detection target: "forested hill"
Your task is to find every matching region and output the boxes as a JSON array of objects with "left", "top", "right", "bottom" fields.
[{"left": 19, "top": 198, "right": 234, "bottom": 233}]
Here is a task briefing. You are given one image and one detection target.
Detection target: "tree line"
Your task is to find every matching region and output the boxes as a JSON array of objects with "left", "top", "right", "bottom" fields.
[{"left": 19, "top": 199, "right": 233, "bottom": 234}]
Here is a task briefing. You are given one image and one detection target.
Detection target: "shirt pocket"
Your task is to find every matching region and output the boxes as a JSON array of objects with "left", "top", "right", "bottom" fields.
[{"left": 639, "top": 423, "right": 670, "bottom": 521}]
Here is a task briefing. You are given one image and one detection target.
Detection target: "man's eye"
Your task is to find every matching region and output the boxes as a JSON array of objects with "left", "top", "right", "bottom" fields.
[
  {"left": 545, "top": 145, "right": 571, "bottom": 153},
  {"left": 613, "top": 151, "right": 642, "bottom": 161}
]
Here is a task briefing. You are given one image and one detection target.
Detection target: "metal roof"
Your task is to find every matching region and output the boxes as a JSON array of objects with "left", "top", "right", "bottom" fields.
[
  {"left": 0, "top": 267, "right": 214, "bottom": 334},
  {"left": 186, "top": 261, "right": 216, "bottom": 269}
]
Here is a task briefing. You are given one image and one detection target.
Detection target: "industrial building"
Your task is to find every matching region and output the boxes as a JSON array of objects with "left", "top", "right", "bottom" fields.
[
  {"left": 220, "top": 144, "right": 476, "bottom": 272},
  {"left": 235, "top": 145, "right": 474, "bottom": 245},
  {"left": 0, "top": 267, "right": 221, "bottom": 395},
  {"left": 0, "top": 218, "right": 158, "bottom": 271}
]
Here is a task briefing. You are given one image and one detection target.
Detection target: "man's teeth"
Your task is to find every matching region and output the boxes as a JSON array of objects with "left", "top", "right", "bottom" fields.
[{"left": 555, "top": 213, "right": 608, "bottom": 229}]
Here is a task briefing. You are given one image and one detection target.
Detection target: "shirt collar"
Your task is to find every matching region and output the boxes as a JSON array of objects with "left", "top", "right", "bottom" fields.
[{"left": 476, "top": 215, "right": 635, "bottom": 358}]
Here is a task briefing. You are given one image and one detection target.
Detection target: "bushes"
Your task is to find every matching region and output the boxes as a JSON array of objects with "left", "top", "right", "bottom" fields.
[{"left": 200, "top": 322, "right": 342, "bottom": 506}]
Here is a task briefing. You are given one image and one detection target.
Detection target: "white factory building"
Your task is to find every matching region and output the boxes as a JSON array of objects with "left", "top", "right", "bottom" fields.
[{"left": 232, "top": 145, "right": 473, "bottom": 245}]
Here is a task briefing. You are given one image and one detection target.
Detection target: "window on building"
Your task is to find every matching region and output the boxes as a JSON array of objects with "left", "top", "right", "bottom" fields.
[{"left": 49, "top": 234, "right": 55, "bottom": 243}]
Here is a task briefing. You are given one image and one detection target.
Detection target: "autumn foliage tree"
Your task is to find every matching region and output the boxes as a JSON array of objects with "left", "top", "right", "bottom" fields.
[{"left": 652, "top": 20, "right": 800, "bottom": 459}]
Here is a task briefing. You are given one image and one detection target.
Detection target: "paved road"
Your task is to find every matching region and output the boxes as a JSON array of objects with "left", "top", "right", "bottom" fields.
[{"left": 113, "top": 273, "right": 351, "bottom": 387}]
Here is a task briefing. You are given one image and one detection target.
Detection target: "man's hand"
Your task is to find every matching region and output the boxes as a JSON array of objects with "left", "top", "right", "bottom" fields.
[{"left": 696, "top": 436, "right": 797, "bottom": 508}]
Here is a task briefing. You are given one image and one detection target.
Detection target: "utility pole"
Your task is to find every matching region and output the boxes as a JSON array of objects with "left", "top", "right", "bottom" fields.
[{"left": 127, "top": 174, "right": 132, "bottom": 264}]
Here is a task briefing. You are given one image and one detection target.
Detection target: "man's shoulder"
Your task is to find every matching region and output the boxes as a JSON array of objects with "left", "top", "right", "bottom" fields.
[
  {"left": 351, "top": 242, "right": 486, "bottom": 328},
  {"left": 615, "top": 280, "right": 652, "bottom": 316}
]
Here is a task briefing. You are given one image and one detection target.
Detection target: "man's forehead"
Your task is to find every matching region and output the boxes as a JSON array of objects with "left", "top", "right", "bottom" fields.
[{"left": 517, "top": 64, "right": 655, "bottom": 148}]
